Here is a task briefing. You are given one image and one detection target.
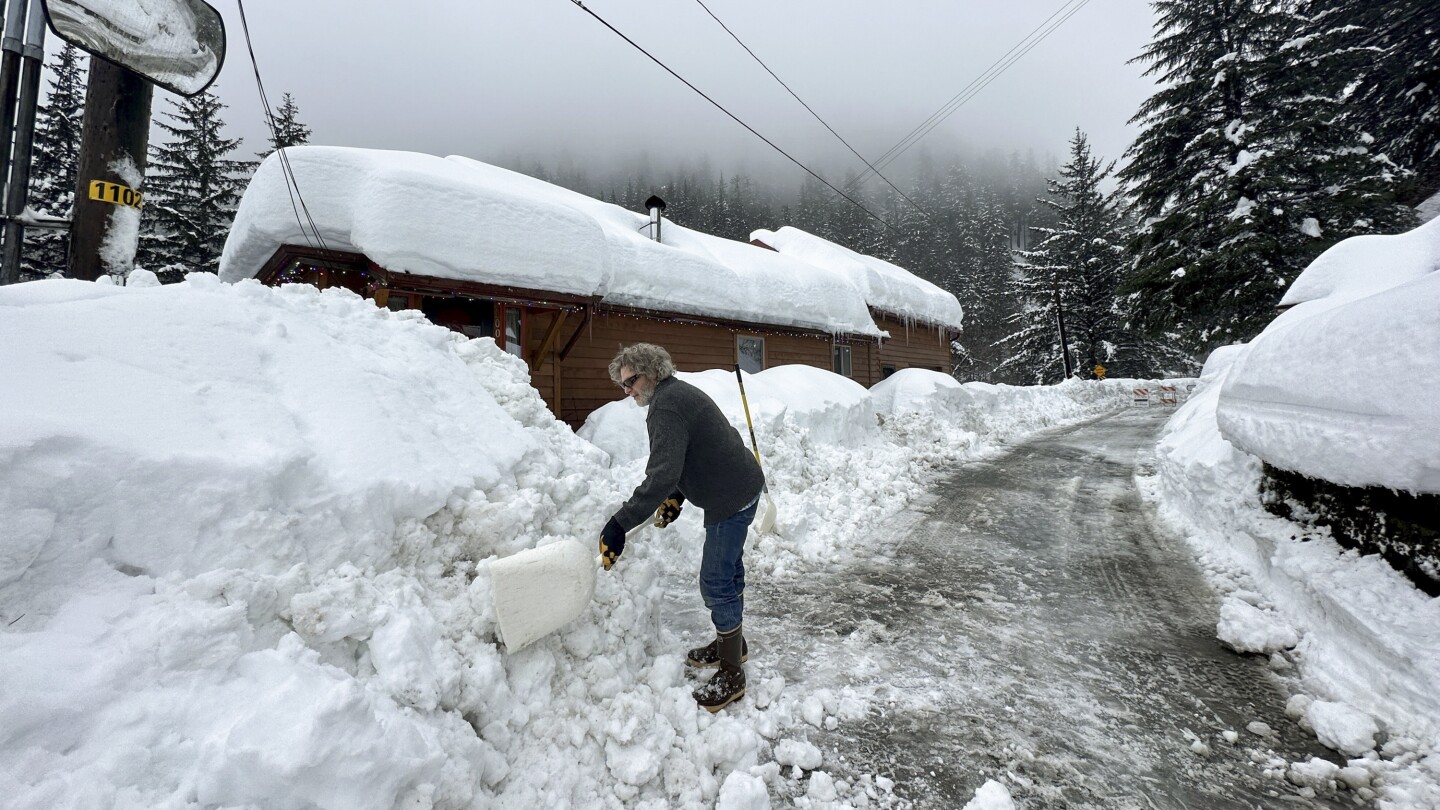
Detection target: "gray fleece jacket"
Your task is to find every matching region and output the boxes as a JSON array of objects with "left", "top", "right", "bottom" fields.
[{"left": 612, "top": 376, "right": 765, "bottom": 530}]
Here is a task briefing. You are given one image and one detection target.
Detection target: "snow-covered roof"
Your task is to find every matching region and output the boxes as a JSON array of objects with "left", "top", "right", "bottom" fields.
[
  {"left": 220, "top": 147, "right": 882, "bottom": 337},
  {"left": 750, "top": 226, "right": 965, "bottom": 331},
  {"left": 1217, "top": 216, "right": 1440, "bottom": 494}
]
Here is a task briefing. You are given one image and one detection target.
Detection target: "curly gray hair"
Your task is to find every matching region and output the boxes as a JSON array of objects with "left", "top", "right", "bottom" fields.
[{"left": 609, "top": 343, "right": 676, "bottom": 384}]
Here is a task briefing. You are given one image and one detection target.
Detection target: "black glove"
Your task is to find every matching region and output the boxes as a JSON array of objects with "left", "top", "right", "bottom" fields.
[
  {"left": 654, "top": 491, "right": 685, "bottom": 528},
  {"left": 599, "top": 518, "right": 625, "bottom": 571}
]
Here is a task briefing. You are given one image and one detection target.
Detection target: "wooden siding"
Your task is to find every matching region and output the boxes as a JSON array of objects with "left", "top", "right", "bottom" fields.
[
  {"left": 254, "top": 245, "right": 961, "bottom": 429},
  {"left": 869, "top": 313, "right": 956, "bottom": 384},
  {"left": 542, "top": 309, "right": 835, "bottom": 426}
]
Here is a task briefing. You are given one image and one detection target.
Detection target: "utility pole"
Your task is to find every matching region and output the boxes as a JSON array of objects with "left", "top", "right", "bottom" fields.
[
  {"left": 1053, "top": 275, "right": 1074, "bottom": 379},
  {"left": 67, "top": 57, "right": 152, "bottom": 281},
  {"left": 0, "top": 0, "right": 46, "bottom": 285}
]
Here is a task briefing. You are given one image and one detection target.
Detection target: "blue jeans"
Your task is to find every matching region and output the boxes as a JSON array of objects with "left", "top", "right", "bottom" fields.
[{"left": 699, "top": 497, "right": 758, "bottom": 634}]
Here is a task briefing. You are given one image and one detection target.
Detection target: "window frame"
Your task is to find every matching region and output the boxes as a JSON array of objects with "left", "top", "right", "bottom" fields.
[{"left": 736, "top": 334, "right": 765, "bottom": 374}]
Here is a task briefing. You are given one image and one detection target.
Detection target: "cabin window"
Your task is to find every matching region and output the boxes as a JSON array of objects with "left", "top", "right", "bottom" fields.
[
  {"left": 832, "top": 345, "right": 853, "bottom": 377},
  {"left": 504, "top": 306, "right": 524, "bottom": 358},
  {"left": 422, "top": 296, "right": 495, "bottom": 338},
  {"left": 385, "top": 292, "right": 414, "bottom": 311},
  {"left": 881, "top": 364, "right": 897, "bottom": 379},
  {"left": 737, "top": 335, "right": 764, "bottom": 373}
]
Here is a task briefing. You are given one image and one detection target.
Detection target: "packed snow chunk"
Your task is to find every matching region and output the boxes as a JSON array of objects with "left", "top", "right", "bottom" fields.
[
  {"left": 1217, "top": 596, "right": 1299, "bottom": 654},
  {"left": 1305, "top": 700, "right": 1379, "bottom": 756},
  {"left": 962, "top": 779, "right": 1016, "bottom": 810},
  {"left": 1217, "top": 215, "right": 1440, "bottom": 493},
  {"left": 717, "top": 770, "right": 771, "bottom": 810},
  {"left": 806, "top": 771, "right": 838, "bottom": 802},
  {"left": 773, "top": 739, "right": 823, "bottom": 771},
  {"left": 1287, "top": 757, "right": 1341, "bottom": 791}
]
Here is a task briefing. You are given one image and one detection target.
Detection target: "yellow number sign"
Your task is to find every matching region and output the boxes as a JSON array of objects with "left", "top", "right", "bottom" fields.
[{"left": 88, "top": 180, "right": 144, "bottom": 210}]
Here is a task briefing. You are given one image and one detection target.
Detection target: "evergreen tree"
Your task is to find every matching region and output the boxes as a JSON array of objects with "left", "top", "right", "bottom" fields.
[
  {"left": 258, "top": 92, "right": 312, "bottom": 158},
  {"left": 1121, "top": 0, "right": 1416, "bottom": 356},
  {"left": 1327, "top": 0, "right": 1440, "bottom": 203},
  {"left": 24, "top": 43, "right": 86, "bottom": 279},
  {"left": 1001, "top": 130, "right": 1129, "bottom": 384},
  {"left": 1120, "top": 0, "right": 1290, "bottom": 355},
  {"left": 140, "top": 89, "right": 256, "bottom": 281}
]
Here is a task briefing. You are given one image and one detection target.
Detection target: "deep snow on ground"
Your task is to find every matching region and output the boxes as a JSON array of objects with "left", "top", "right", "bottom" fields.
[
  {"left": 1143, "top": 214, "right": 1440, "bottom": 808},
  {"left": 0, "top": 274, "right": 1182, "bottom": 809},
  {"left": 1143, "top": 349, "right": 1440, "bottom": 808}
]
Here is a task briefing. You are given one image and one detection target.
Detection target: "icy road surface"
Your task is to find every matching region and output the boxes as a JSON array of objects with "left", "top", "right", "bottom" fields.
[{"left": 751, "top": 409, "right": 1349, "bottom": 808}]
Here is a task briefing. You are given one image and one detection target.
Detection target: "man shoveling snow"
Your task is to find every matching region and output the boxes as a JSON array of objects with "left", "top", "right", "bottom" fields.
[{"left": 597, "top": 344, "right": 765, "bottom": 712}]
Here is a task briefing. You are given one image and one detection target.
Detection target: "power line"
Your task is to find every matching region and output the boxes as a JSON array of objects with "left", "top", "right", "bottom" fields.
[
  {"left": 848, "top": 0, "right": 1094, "bottom": 192},
  {"left": 691, "top": 0, "right": 936, "bottom": 222},
  {"left": 566, "top": 0, "right": 898, "bottom": 232},
  {"left": 235, "top": 0, "right": 328, "bottom": 252}
]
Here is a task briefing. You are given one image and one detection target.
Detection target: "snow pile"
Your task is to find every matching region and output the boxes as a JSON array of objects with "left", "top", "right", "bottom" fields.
[
  {"left": 1145, "top": 344, "right": 1440, "bottom": 805},
  {"left": 220, "top": 146, "right": 881, "bottom": 337},
  {"left": 1216, "top": 215, "right": 1440, "bottom": 493},
  {"left": 961, "top": 779, "right": 1016, "bottom": 810},
  {"left": 751, "top": 225, "right": 965, "bottom": 330},
  {"left": 1305, "top": 700, "right": 1381, "bottom": 758},
  {"left": 1216, "top": 594, "right": 1299, "bottom": 654},
  {"left": 1, "top": 275, "right": 1171, "bottom": 809}
]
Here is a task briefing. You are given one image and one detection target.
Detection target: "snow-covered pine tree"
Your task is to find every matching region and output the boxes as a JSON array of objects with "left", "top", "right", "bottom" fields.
[
  {"left": 1000, "top": 130, "right": 1129, "bottom": 384},
  {"left": 1240, "top": 4, "right": 1416, "bottom": 249},
  {"left": 1119, "top": 0, "right": 1293, "bottom": 355},
  {"left": 957, "top": 185, "right": 1024, "bottom": 382},
  {"left": 258, "top": 92, "right": 312, "bottom": 158},
  {"left": 1326, "top": 0, "right": 1440, "bottom": 204},
  {"left": 140, "top": 89, "right": 256, "bottom": 282},
  {"left": 23, "top": 43, "right": 86, "bottom": 279},
  {"left": 1121, "top": 0, "right": 1416, "bottom": 357}
]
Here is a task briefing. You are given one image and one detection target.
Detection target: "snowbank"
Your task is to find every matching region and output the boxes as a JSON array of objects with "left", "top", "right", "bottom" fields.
[
  {"left": 1217, "top": 216, "right": 1440, "bottom": 494},
  {"left": 220, "top": 146, "right": 881, "bottom": 337},
  {"left": 0, "top": 274, "right": 1189, "bottom": 808},
  {"left": 1146, "top": 344, "right": 1440, "bottom": 806}
]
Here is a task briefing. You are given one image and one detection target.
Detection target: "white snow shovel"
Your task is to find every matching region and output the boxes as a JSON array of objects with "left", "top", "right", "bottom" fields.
[
  {"left": 489, "top": 526, "right": 644, "bottom": 653},
  {"left": 734, "top": 366, "right": 777, "bottom": 535}
]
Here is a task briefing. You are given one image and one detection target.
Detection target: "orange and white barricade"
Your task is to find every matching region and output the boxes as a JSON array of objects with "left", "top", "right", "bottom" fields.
[
  {"left": 1132, "top": 388, "right": 1150, "bottom": 406},
  {"left": 1158, "top": 385, "right": 1178, "bottom": 405}
]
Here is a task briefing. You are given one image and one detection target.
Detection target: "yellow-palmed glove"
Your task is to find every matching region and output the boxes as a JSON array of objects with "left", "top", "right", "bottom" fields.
[
  {"left": 599, "top": 518, "right": 625, "bottom": 571},
  {"left": 654, "top": 492, "right": 685, "bottom": 528}
]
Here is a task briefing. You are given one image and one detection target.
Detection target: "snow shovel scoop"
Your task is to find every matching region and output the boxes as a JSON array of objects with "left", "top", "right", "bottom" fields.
[
  {"left": 489, "top": 526, "right": 644, "bottom": 653},
  {"left": 734, "top": 366, "right": 778, "bottom": 535}
]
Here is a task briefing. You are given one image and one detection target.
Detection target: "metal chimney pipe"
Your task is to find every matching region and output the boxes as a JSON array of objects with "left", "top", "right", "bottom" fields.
[{"left": 644, "top": 194, "right": 666, "bottom": 244}]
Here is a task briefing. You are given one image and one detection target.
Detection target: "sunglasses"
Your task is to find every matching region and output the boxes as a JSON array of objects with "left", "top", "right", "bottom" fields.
[{"left": 620, "top": 373, "right": 642, "bottom": 391}]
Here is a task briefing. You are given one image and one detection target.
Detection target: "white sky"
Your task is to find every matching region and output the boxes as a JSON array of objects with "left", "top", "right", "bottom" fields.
[{"left": 49, "top": 0, "right": 1158, "bottom": 184}]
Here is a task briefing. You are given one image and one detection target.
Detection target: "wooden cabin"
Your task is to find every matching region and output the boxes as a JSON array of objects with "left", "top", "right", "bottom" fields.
[
  {"left": 225, "top": 147, "right": 963, "bottom": 428},
  {"left": 258, "top": 244, "right": 876, "bottom": 427}
]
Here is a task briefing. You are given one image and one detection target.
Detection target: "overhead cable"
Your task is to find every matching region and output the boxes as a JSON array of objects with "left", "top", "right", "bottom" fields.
[
  {"left": 691, "top": 0, "right": 937, "bottom": 222},
  {"left": 236, "top": 0, "right": 328, "bottom": 252},
  {"left": 567, "top": 0, "right": 898, "bottom": 232},
  {"left": 848, "top": 0, "right": 1094, "bottom": 192}
]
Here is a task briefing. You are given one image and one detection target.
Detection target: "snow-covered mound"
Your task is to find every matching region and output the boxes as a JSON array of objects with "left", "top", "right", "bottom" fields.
[
  {"left": 0, "top": 275, "right": 561, "bottom": 589},
  {"left": 220, "top": 146, "right": 881, "bottom": 337},
  {"left": 1216, "top": 216, "right": 1440, "bottom": 494},
  {"left": 751, "top": 225, "right": 965, "bottom": 330},
  {"left": 1147, "top": 345, "right": 1440, "bottom": 804},
  {"left": 869, "top": 368, "right": 973, "bottom": 417}
]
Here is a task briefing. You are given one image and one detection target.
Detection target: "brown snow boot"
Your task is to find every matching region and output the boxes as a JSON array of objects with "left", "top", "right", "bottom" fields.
[{"left": 693, "top": 626, "right": 746, "bottom": 712}]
